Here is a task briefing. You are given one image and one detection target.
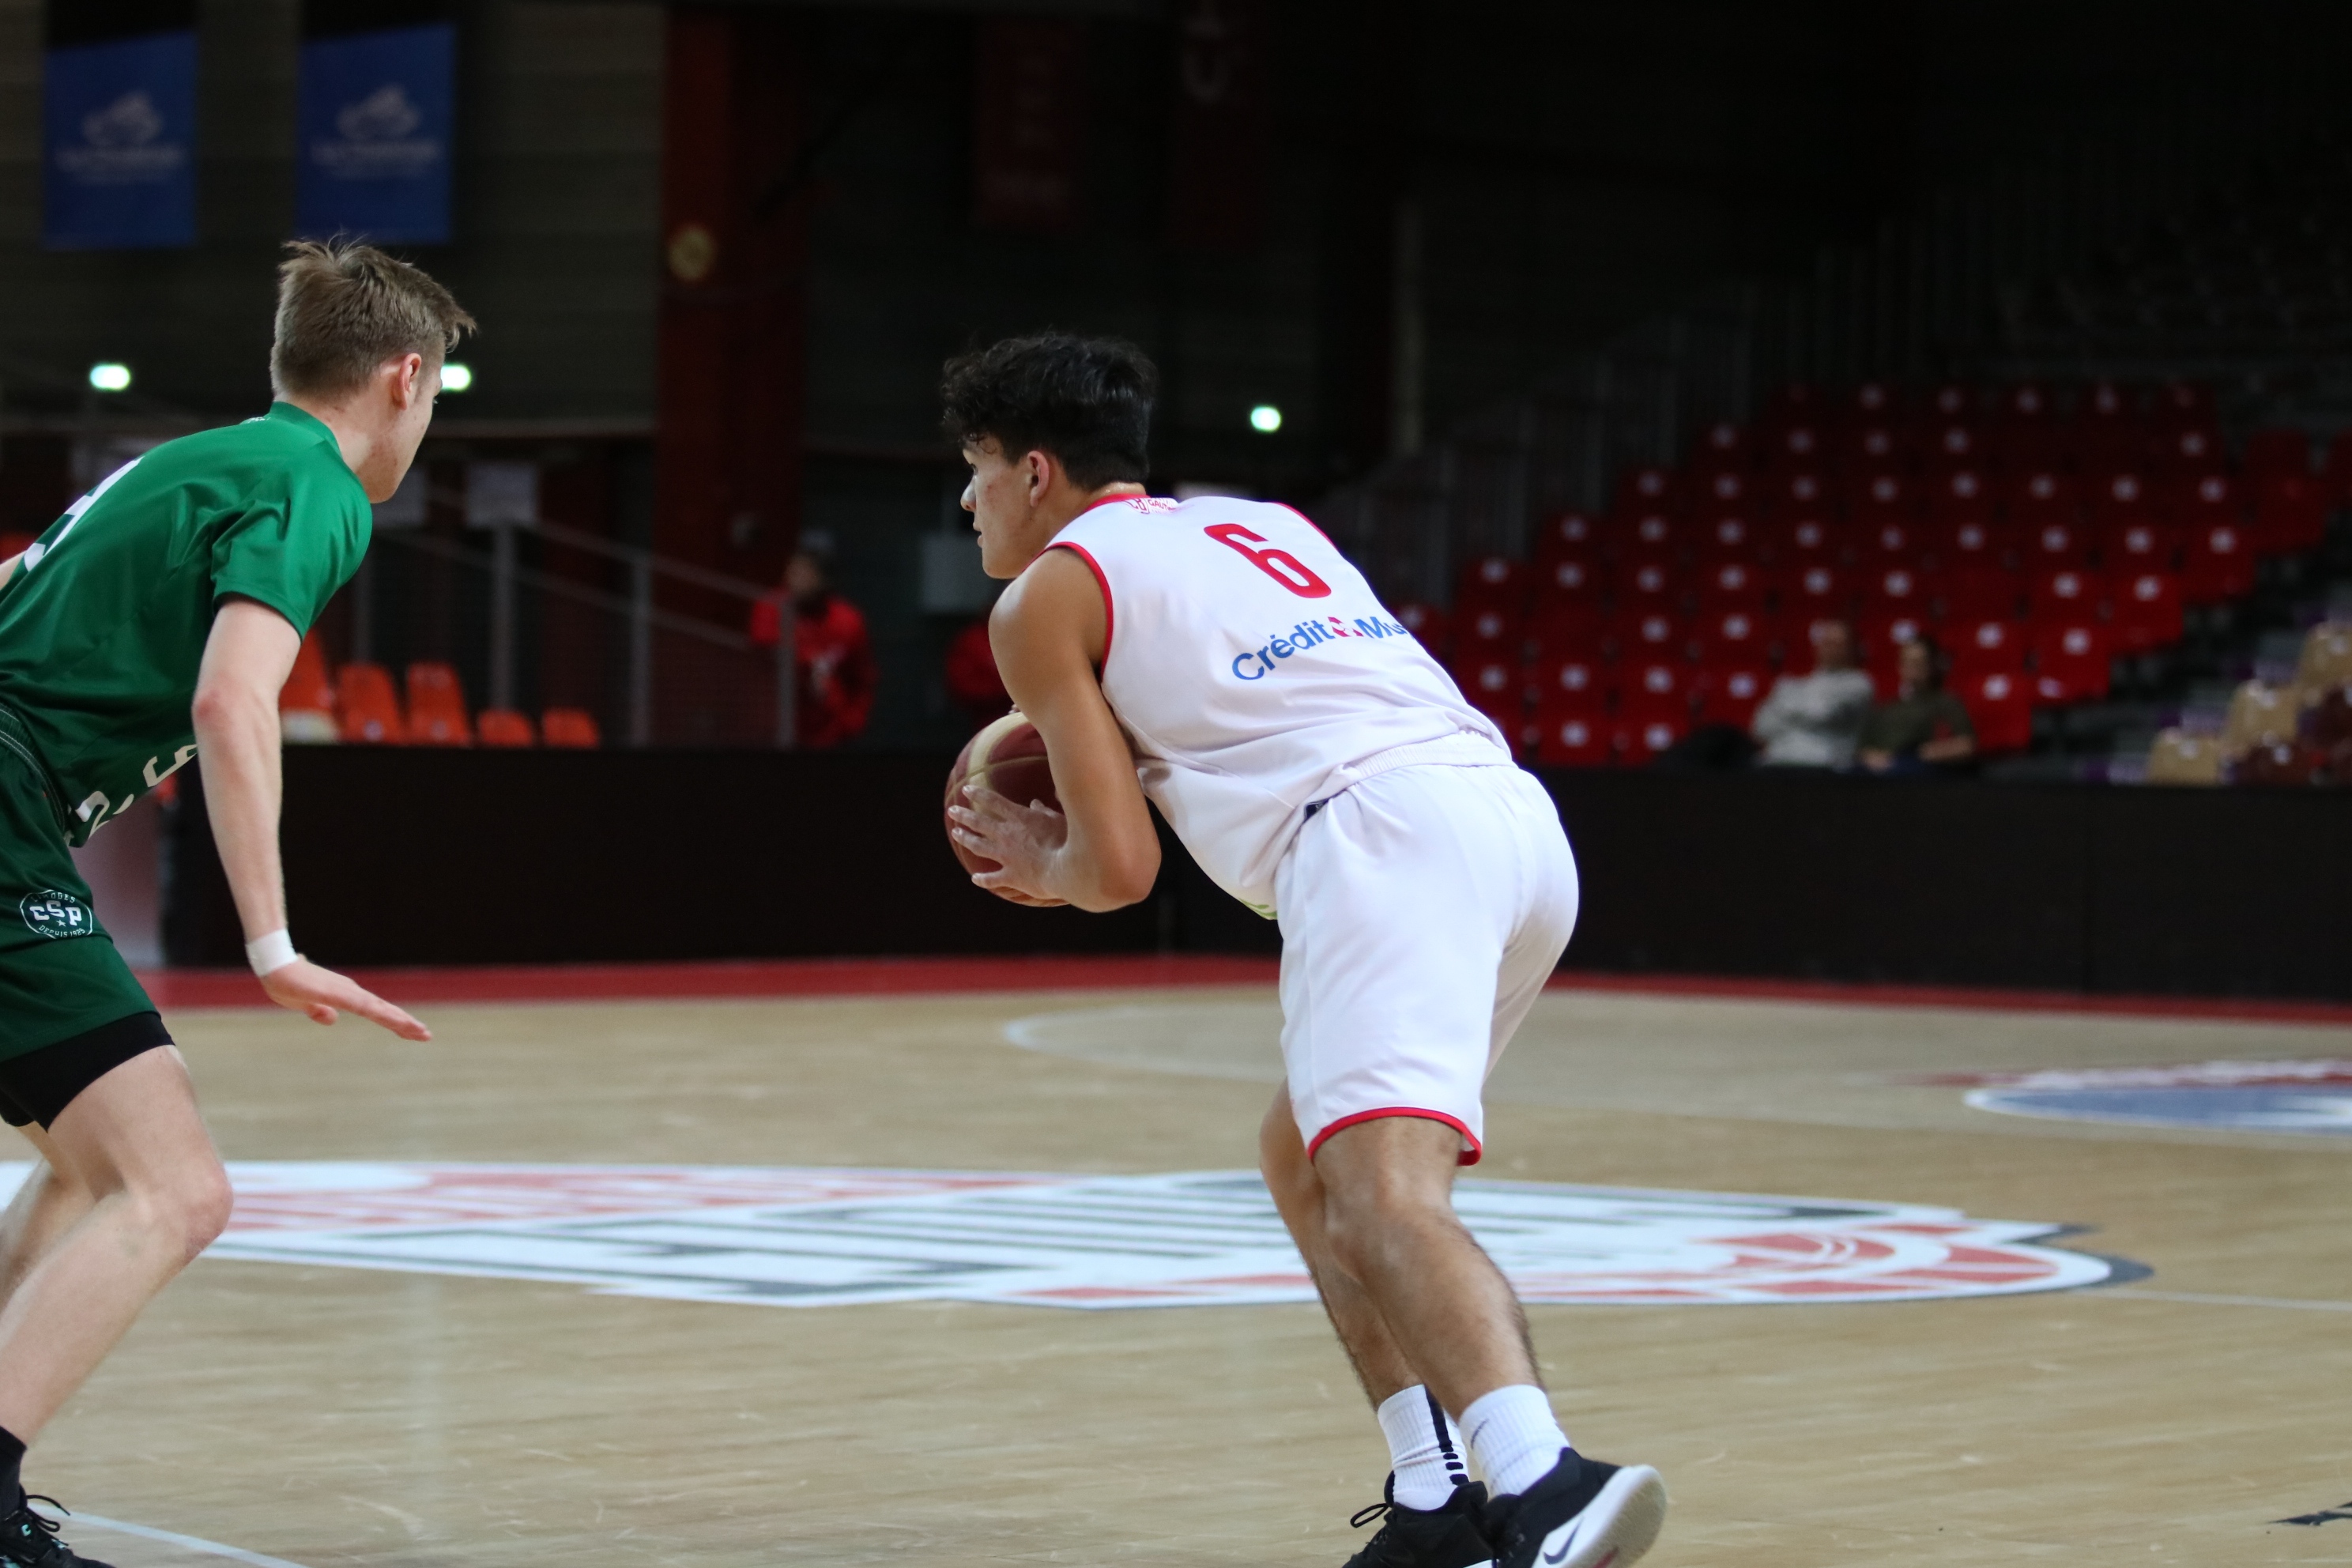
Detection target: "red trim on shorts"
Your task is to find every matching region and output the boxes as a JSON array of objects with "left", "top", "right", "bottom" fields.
[
  {"left": 1046, "top": 541, "right": 1114, "bottom": 665},
  {"left": 1309, "top": 1107, "right": 1483, "bottom": 1167}
]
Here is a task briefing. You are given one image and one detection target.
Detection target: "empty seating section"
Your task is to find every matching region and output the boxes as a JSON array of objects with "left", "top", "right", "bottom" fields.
[
  {"left": 1425, "top": 378, "right": 2343, "bottom": 769},
  {"left": 282, "top": 639, "right": 594, "bottom": 750}
]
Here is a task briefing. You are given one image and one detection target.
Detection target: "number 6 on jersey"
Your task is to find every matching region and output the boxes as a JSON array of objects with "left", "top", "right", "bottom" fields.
[{"left": 1204, "top": 522, "right": 1332, "bottom": 598}]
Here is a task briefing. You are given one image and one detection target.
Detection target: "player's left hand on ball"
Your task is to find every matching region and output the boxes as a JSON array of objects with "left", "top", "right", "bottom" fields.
[
  {"left": 949, "top": 786, "right": 1071, "bottom": 906},
  {"left": 261, "top": 958, "right": 433, "bottom": 1041}
]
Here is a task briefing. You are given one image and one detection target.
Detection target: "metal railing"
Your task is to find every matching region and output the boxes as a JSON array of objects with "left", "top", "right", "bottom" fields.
[{"left": 352, "top": 513, "right": 798, "bottom": 749}]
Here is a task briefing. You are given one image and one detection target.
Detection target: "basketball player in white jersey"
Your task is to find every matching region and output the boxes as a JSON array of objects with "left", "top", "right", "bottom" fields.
[{"left": 942, "top": 335, "right": 1666, "bottom": 1568}]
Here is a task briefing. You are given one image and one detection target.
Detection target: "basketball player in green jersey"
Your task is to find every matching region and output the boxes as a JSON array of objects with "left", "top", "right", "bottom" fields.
[{"left": 0, "top": 242, "right": 467, "bottom": 1566}]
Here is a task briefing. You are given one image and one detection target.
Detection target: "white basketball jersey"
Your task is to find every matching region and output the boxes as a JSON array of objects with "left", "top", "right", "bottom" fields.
[{"left": 1047, "top": 495, "right": 1510, "bottom": 915}]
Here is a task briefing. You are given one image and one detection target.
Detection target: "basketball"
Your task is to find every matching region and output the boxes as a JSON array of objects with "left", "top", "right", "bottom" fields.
[{"left": 944, "top": 710, "right": 1060, "bottom": 874}]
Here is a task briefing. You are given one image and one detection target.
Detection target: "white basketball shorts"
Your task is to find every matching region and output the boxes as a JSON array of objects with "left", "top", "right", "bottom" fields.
[{"left": 1273, "top": 762, "right": 1579, "bottom": 1165}]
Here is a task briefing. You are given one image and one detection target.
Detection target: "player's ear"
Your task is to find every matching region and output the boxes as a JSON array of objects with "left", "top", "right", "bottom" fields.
[{"left": 1023, "top": 447, "right": 1054, "bottom": 502}]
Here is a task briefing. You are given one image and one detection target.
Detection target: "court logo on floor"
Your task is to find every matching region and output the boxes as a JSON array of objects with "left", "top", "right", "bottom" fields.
[
  {"left": 1932, "top": 1059, "right": 2352, "bottom": 1137},
  {"left": 0, "top": 1163, "right": 2136, "bottom": 1310}
]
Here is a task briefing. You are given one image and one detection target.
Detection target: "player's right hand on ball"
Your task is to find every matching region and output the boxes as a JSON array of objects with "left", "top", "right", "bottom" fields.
[{"left": 261, "top": 959, "right": 433, "bottom": 1041}]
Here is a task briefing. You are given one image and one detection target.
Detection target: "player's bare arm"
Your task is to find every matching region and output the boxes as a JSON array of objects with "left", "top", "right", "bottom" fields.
[
  {"left": 0, "top": 554, "right": 19, "bottom": 594},
  {"left": 951, "top": 549, "right": 1159, "bottom": 910},
  {"left": 192, "top": 598, "right": 431, "bottom": 1040}
]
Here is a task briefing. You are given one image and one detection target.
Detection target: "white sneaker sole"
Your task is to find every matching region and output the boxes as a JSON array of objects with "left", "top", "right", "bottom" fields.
[{"left": 1530, "top": 1464, "right": 1668, "bottom": 1568}]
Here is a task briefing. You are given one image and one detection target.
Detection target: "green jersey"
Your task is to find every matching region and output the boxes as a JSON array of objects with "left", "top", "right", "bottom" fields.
[{"left": 0, "top": 403, "right": 371, "bottom": 846}]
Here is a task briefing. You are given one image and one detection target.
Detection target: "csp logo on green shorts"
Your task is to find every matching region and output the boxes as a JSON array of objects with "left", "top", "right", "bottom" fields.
[{"left": 20, "top": 890, "right": 96, "bottom": 940}]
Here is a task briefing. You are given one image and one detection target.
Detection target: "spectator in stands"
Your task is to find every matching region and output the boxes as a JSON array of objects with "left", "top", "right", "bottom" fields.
[
  {"left": 944, "top": 614, "right": 1012, "bottom": 729},
  {"left": 1856, "top": 635, "right": 1977, "bottom": 774},
  {"left": 1751, "top": 617, "right": 1875, "bottom": 767},
  {"left": 749, "top": 530, "right": 876, "bottom": 748}
]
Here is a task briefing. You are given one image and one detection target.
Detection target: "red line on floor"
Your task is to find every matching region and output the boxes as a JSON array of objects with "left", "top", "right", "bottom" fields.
[
  {"left": 135, "top": 956, "right": 2352, "bottom": 1026},
  {"left": 136, "top": 954, "right": 1283, "bottom": 1010}
]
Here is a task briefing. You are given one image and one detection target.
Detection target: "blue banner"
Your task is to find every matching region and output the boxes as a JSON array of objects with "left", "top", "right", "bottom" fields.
[
  {"left": 296, "top": 22, "right": 454, "bottom": 244},
  {"left": 43, "top": 29, "right": 198, "bottom": 251}
]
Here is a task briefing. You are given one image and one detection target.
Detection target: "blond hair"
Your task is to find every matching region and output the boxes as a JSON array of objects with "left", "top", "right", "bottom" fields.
[{"left": 270, "top": 240, "right": 476, "bottom": 399}]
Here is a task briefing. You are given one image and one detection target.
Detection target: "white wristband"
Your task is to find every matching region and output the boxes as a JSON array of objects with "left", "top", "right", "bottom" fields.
[{"left": 246, "top": 929, "right": 300, "bottom": 977}]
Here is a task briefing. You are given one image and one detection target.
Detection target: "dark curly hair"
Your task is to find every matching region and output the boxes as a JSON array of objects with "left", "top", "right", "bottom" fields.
[{"left": 940, "top": 333, "right": 1157, "bottom": 489}]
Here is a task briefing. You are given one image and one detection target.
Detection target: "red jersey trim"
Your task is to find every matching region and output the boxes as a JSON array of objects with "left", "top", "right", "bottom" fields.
[
  {"left": 1073, "top": 492, "right": 1144, "bottom": 522},
  {"left": 1046, "top": 541, "right": 1115, "bottom": 667},
  {"left": 1308, "top": 1108, "right": 1483, "bottom": 1167}
]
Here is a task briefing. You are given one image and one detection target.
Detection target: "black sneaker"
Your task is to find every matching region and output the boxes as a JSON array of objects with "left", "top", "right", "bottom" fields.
[
  {"left": 1483, "top": 1450, "right": 1665, "bottom": 1568},
  {"left": 1344, "top": 1475, "right": 1494, "bottom": 1568},
  {"left": 0, "top": 1496, "right": 114, "bottom": 1568}
]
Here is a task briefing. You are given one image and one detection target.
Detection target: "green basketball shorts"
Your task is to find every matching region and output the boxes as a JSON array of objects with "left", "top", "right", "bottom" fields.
[{"left": 0, "top": 709, "right": 156, "bottom": 1065}]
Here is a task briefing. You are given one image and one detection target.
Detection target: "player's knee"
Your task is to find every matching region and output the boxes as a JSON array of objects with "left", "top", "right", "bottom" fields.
[{"left": 138, "top": 1162, "right": 233, "bottom": 1263}]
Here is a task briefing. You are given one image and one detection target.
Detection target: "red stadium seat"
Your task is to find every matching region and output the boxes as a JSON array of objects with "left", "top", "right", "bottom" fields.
[
  {"left": 2084, "top": 469, "right": 2150, "bottom": 530},
  {"left": 1920, "top": 420, "right": 1981, "bottom": 474},
  {"left": 1849, "top": 471, "right": 1915, "bottom": 530},
  {"left": 1618, "top": 610, "right": 1690, "bottom": 662},
  {"left": 2022, "top": 519, "right": 2093, "bottom": 571},
  {"left": 1940, "top": 566, "right": 2025, "bottom": 623},
  {"left": 1768, "top": 469, "right": 1833, "bottom": 514},
  {"left": 541, "top": 707, "right": 602, "bottom": 748},
  {"left": 1948, "top": 616, "right": 2025, "bottom": 677},
  {"left": 1615, "top": 710, "right": 1689, "bottom": 765},
  {"left": 1843, "top": 421, "right": 1905, "bottom": 473},
  {"left": 2180, "top": 522, "right": 2254, "bottom": 604},
  {"left": 1532, "top": 707, "right": 1612, "bottom": 768},
  {"left": 2030, "top": 568, "right": 2105, "bottom": 622},
  {"left": 1785, "top": 561, "right": 1852, "bottom": 619},
  {"left": 2149, "top": 424, "right": 2222, "bottom": 481},
  {"left": 1531, "top": 654, "right": 1606, "bottom": 709},
  {"left": 2096, "top": 518, "right": 2178, "bottom": 575},
  {"left": 1926, "top": 466, "right": 1994, "bottom": 523},
  {"left": 1693, "top": 606, "right": 1775, "bottom": 665},
  {"left": 1456, "top": 556, "right": 1527, "bottom": 615},
  {"left": 1614, "top": 466, "right": 1682, "bottom": 518},
  {"left": 337, "top": 663, "right": 404, "bottom": 744},
  {"left": 1765, "top": 423, "right": 1825, "bottom": 471},
  {"left": 2032, "top": 621, "right": 2110, "bottom": 702},
  {"left": 1525, "top": 601, "right": 1607, "bottom": 660},
  {"left": 1623, "top": 510, "right": 1679, "bottom": 560},
  {"left": 2109, "top": 571, "right": 2184, "bottom": 654},
  {"left": 2009, "top": 469, "right": 2082, "bottom": 529},
  {"left": 1615, "top": 557, "right": 1685, "bottom": 612},
  {"left": 1533, "top": 510, "right": 1600, "bottom": 562},
  {"left": 1696, "top": 558, "right": 1770, "bottom": 609},
  {"left": 1456, "top": 610, "right": 1524, "bottom": 677},
  {"left": 1855, "top": 517, "right": 1924, "bottom": 567},
  {"left": 1693, "top": 467, "right": 1751, "bottom": 519},
  {"left": 1864, "top": 564, "right": 1932, "bottom": 616},
  {"left": 477, "top": 709, "right": 537, "bottom": 748},
  {"left": 1623, "top": 659, "right": 1689, "bottom": 711},
  {"left": 1933, "top": 516, "right": 2014, "bottom": 572},
  {"left": 2253, "top": 473, "right": 2328, "bottom": 555},
  {"left": 1762, "top": 513, "right": 1842, "bottom": 566},
  {"left": 1532, "top": 554, "right": 1604, "bottom": 608},
  {"left": 1961, "top": 669, "right": 2034, "bottom": 754},
  {"left": 1695, "top": 665, "right": 1770, "bottom": 729},
  {"left": 1695, "top": 512, "right": 1759, "bottom": 560},
  {"left": 405, "top": 662, "right": 473, "bottom": 747}
]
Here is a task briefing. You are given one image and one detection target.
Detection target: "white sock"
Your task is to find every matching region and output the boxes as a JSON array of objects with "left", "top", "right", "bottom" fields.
[
  {"left": 1377, "top": 1385, "right": 1472, "bottom": 1510},
  {"left": 1462, "top": 1385, "right": 1570, "bottom": 1498}
]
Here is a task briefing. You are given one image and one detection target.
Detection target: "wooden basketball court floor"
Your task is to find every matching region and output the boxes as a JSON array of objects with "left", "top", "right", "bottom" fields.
[{"left": 13, "top": 964, "right": 2352, "bottom": 1567}]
